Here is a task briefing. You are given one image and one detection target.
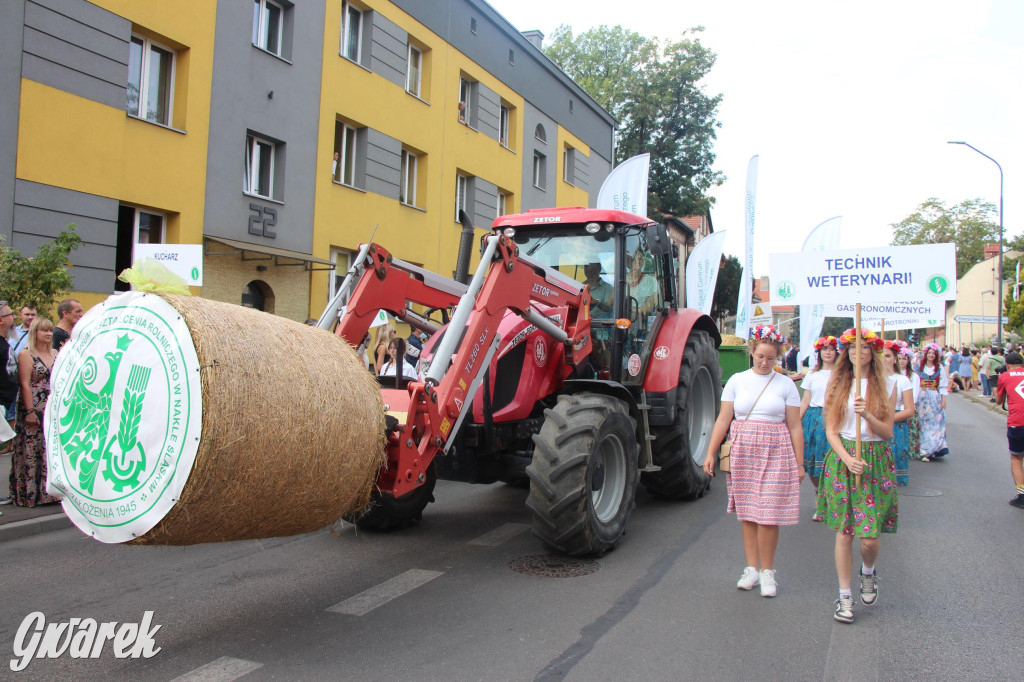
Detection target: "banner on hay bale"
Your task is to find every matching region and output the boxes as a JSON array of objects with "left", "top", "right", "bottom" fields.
[{"left": 45, "top": 292, "right": 203, "bottom": 544}]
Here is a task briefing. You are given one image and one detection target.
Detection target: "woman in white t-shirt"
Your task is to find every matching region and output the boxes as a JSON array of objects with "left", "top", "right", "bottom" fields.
[
  {"left": 799, "top": 336, "right": 838, "bottom": 502},
  {"left": 882, "top": 341, "right": 916, "bottom": 486},
  {"left": 817, "top": 328, "right": 897, "bottom": 625},
  {"left": 896, "top": 347, "right": 922, "bottom": 462},
  {"left": 703, "top": 325, "right": 804, "bottom": 598}
]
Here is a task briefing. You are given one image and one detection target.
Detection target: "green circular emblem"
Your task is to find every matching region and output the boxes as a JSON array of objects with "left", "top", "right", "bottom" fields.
[
  {"left": 45, "top": 292, "right": 202, "bottom": 543},
  {"left": 927, "top": 274, "right": 949, "bottom": 296},
  {"left": 775, "top": 281, "right": 795, "bottom": 301},
  {"left": 191, "top": 267, "right": 199, "bottom": 281}
]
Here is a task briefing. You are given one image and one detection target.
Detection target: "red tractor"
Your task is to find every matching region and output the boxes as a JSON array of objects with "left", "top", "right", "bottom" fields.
[{"left": 321, "top": 207, "right": 721, "bottom": 556}]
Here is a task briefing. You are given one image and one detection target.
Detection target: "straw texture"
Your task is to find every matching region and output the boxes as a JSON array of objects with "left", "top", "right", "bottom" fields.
[{"left": 132, "top": 294, "right": 385, "bottom": 545}]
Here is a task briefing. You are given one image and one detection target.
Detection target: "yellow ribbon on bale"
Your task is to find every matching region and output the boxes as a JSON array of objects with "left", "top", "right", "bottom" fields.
[{"left": 117, "top": 258, "right": 192, "bottom": 295}]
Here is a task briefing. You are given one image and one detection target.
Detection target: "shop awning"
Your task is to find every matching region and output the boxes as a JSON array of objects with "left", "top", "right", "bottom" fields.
[{"left": 203, "top": 236, "right": 335, "bottom": 271}]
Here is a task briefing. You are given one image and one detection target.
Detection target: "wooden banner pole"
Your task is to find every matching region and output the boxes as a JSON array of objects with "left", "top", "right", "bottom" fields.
[{"left": 854, "top": 304, "right": 863, "bottom": 489}]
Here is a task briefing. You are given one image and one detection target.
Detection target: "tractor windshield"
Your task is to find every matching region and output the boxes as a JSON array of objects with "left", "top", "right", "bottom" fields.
[{"left": 514, "top": 228, "right": 616, "bottom": 316}]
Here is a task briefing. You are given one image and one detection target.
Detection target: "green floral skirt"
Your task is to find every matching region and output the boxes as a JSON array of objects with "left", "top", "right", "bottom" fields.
[{"left": 815, "top": 437, "right": 898, "bottom": 538}]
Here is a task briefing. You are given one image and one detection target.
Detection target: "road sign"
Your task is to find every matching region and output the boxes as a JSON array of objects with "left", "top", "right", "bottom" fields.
[{"left": 953, "top": 315, "right": 1008, "bottom": 324}]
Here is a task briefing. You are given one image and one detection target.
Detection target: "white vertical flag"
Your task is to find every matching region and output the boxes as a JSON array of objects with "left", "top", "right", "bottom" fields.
[
  {"left": 596, "top": 153, "right": 650, "bottom": 217},
  {"left": 798, "top": 216, "right": 842, "bottom": 366},
  {"left": 686, "top": 230, "right": 728, "bottom": 316},
  {"left": 734, "top": 155, "right": 758, "bottom": 340}
]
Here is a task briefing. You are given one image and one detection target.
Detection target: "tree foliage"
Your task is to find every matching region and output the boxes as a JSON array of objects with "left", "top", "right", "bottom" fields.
[
  {"left": 545, "top": 25, "right": 725, "bottom": 219},
  {"left": 0, "top": 226, "right": 82, "bottom": 318},
  {"left": 890, "top": 198, "right": 999, "bottom": 278},
  {"left": 820, "top": 317, "right": 854, "bottom": 338},
  {"left": 711, "top": 254, "right": 741, "bottom": 320}
]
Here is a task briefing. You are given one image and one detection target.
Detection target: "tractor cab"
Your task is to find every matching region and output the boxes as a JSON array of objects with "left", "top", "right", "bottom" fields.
[{"left": 493, "top": 207, "right": 676, "bottom": 386}]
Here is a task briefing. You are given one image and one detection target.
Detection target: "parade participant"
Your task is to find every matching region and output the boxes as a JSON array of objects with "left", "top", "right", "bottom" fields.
[
  {"left": 916, "top": 343, "right": 949, "bottom": 461},
  {"left": 9, "top": 317, "right": 59, "bottom": 507},
  {"left": 817, "top": 328, "right": 897, "bottom": 624},
  {"left": 378, "top": 338, "right": 418, "bottom": 381},
  {"left": 882, "top": 341, "right": 915, "bottom": 486},
  {"left": 703, "top": 325, "right": 803, "bottom": 598},
  {"left": 969, "top": 349, "right": 981, "bottom": 392},
  {"left": 799, "top": 336, "right": 837, "bottom": 507},
  {"left": 372, "top": 323, "right": 396, "bottom": 373},
  {"left": 994, "top": 351, "right": 1024, "bottom": 509},
  {"left": 896, "top": 347, "right": 923, "bottom": 462}
]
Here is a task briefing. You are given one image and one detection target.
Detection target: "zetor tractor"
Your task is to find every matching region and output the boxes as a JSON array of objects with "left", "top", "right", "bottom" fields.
[{"left": 322, "top": 207, "right": 721, "bottom": 556}]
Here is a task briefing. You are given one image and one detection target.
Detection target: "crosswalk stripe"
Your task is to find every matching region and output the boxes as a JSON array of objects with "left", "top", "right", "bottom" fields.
[
  {"left": 467, "top": 522, "right": 530, "bottom": 546},
  {"left": 327, "top": 569, "right": 443, "bottom": 616},
  {"left": 169, "top": 656, "right": 263, "bottom": 682}
]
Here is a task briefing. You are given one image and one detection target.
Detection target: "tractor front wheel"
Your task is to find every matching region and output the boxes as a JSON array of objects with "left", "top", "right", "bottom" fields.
[{"left": 526, "top": 393, "right": 639, "bottom": 556}]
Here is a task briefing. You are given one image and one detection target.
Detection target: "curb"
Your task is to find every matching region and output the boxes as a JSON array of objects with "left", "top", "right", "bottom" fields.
[
  {"left": 957, "top": 390, "right": 1008, "bottom": 417},
  {"left": 0, "top": 512, "right": 73, "bottom": 542}
]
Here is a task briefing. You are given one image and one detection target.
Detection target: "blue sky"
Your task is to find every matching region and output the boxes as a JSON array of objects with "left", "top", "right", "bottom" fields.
[{"left": 487, "top": 0, "right": 1024, "bottom": 276}]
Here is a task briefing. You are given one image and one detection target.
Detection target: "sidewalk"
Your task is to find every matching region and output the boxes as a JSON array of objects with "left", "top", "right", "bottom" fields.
[{"left": 0, "top": 452, "right": 73, "bottom": 542}]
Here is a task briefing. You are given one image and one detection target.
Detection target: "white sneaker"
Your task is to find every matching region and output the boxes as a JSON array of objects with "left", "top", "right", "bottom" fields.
[
  {"left": 834, "top": 595, "right": 855, "bottom": 623},
  {"left": 760, "top": 569, "right": 778, "bottom": 597},
  {"left": 736, "top": 566, "right": 760, "bottom": 590}
]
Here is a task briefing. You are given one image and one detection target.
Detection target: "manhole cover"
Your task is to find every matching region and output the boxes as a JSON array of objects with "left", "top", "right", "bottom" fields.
[
  {"left": 900, "top": 486, "right": 943, "bottom": 497},
  {"left": 509, "top": 554, "right": 600, "bottom": 578}
]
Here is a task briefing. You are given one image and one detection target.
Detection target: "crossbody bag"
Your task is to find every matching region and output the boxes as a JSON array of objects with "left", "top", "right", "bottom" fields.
[{"left": 719, "top": 371, "right": 776, "bottom": 473}]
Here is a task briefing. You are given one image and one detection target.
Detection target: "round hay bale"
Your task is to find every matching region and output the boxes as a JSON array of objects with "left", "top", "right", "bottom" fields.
[{"left": 45, "top": 291, "right": 385, "bottom": 545}]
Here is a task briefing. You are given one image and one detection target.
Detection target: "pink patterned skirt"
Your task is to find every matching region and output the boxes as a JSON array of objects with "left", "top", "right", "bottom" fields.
[{"left": 726, "top": 419, "right": 800, "bottom": 525}]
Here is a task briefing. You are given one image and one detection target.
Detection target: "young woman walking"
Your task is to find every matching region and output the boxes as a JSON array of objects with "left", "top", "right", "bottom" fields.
[
  {"left": 816, "top": 329, "right": 897, "bottom": 624},
  {"left": 882, "top": 341, "right": 916, "bottom": 486},
  {"left": 896, "top": 347, "right": 922, "bottom": 462},
  {"left": 800, "top": 336, "right": 837, "bottom": 520},
  {"left": 704, "top": 325, "right": 804, "bottom": 598},
  {"left": 916, "top": 343, "right": 949, "bottom": 461}
]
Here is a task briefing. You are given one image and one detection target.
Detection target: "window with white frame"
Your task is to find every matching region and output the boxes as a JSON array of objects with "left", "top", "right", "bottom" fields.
[
  {"left": 339, "top": 124, "right": 357, "bottom": 186},
  {"left": 400, "top": 150, "right": 418, "bottom": 206},
  {"left": 115, "top": 206, "right": 165, "bottom": 291},
  {"left": 329, "top": 248, "right": 353, "bottom": 299},
  {"left": 533, "top": 152, "right": 546, "bottom": 190},
  {"left": 127, "top": 35, "right": 174, "bottom": 125},
  {"left": 497, "top": 191, "right": 507, "bottom": 218},
  {"left": 455, "top": 174, "right": 468, "bottom": 222},
  {"left": 534, "top": 123, "right": 547, "bottom": 144},
  {"left": 563, "top": 146, "right": 576, "bottom": 184},
  {"left": 341, "top": 2, "right": 362, "bottom": 62},
  {"left": 459, "top": 78, "right": 472, "bottom": 124},
  {"left": 252, "top": 0, "right": 283, "bottom": 55},
  {"left": 406, "top": 44, "right": 422, "bottom": 97},
  {"left": 244, "top": 133, "right": 275, "bottom": 198},
  {"left": 499, "top": 105, "right": 510, "bottom": 148}
]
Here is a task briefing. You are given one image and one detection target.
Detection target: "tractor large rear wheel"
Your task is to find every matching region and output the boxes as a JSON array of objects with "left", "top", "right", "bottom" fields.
[
  {"left": 345, "top": 465, "right": 437, "bottom": 530},
  {"left": 526, "top": 393, "right": 639, "bottom": 556},
  {"left": 642, "top": 330, "right": 720, "bottom": 500}
]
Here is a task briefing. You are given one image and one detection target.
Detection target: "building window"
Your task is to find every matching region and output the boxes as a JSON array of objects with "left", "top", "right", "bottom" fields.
[
  {"left": 330, "top": 248, "right": 353, "bottom": 298},
  {"left": 455, "top": 174, "right": 468, "bottom": 222},
  {"left": 252, "top": 0, "right": 283, "bottom": 55},
  {"left": 563, "top": 146, "right": 576, "bottom": 185},
  {"left": 533, "top": 152, "right": 546, "bottom": 190},
  {"left": 341, "top": 1, "right": 362, "bottom": 62},
  {"left": 508, "top": 49, "right": 515, "bottom": 65},
  {"left": 244, "top": 133, "right": 275, "bottom": 199},
  {"left": 339, "top": 124, "right": 357, "bottom": 186},
  {"left": 115, "top": 206, "right": 164, "bottom": 291},
  {"left": 406, "top": 44, "right": 422, "bottom": 97},
  {"left": 569, "top": 99, "right": 574, "bottom": 114},
  {"left": 333, "top": 119, "right": 366, "bottom": 189},
  {"left": 127, "top": 35, "right": 174, "bottom": 125},
  {"left": 400, "top": 149, "right": 418, "bottom": 207},
  {"left": 497, "top": 191, "right": 508, "bottom": 218},
  {"left": 470, "top": 17, "right": 478, "bottom": 34},
  {"left": 459, "top": 77, "right": 473, "bottom": 125},
  {"left": 534, "top": 123, "right": 547, "bottom": 144},
  {"left": 499, "top": 105, "right": 510, "bottom": 148}
]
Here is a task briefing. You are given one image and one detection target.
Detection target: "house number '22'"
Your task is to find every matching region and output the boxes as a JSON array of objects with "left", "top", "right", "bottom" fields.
[{"left": 248, "top": 203, "right": 277, "bottom": 238}]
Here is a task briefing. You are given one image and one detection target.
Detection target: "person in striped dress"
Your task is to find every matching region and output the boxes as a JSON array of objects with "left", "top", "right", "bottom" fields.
[
  {"left": 703, "top": 325, "right": 804, "bottom": 598},
  {"left": 799, "top": 336, "right": 837, "bottom": 517},
  {"left": 882, "top": 341, "right": 916, "bottom": 486}
]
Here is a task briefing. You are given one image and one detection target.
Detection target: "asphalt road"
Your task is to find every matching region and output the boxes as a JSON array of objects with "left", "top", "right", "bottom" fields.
[{"left": 2, "top": 393, "right": 1021, "bottom": 681}]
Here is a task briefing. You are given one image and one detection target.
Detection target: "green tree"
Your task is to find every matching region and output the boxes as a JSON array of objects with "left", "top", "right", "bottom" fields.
[
  {"left": 820, "top": 317, "right": 854, "bottom": 338},
  {"left": 711, "top": 254, "right": 741, "bottom": 320},
  {"left": 545, "top": 25, "right": 724, "bottom": 219},
  {"left": 0, "top": 225, "right": 82, "bottom": 318},
  {"left": 890, "top": 198, "right": 999, "bottom": 278}
]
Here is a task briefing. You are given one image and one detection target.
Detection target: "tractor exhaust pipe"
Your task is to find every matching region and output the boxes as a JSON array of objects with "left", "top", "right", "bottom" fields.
[{"left": 454, "top": 209, "right": 475, "bottom": 285}]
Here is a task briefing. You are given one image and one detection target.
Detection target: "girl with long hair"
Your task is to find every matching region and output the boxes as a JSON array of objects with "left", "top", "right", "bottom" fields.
[
  {"left": 703, "top": 325, "right": 804, "bottom": 598},
  {"left": 799, "top": 336, "right": 838, "bottom": 509},
  {"left": 896, "top": 346, "right": 922, "bottom": 462},
  {"left": 817, "top": 329, "right": 897, "bottom": 624},
  {"left": 916, "top": 343, "right": 949, "bottom": 461},
  {"left": 882, "top": 341, "right": 916, "bottom": 486}
]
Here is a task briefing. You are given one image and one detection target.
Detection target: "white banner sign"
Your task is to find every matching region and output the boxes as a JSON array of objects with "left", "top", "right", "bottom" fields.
[
  {"left": 134, "top": 244, "right": 203, "bottom": 286},
  {"left": 751, "top": 302, "right": 773, "bottom": 326},
  {"left": 685, "top": 230, "right": 727, "bottom": 315},
  {"left": 596, "top": 153, "right": 650, "bottom": 217},
  {"left": 799, "top": 217, "right": 842, "bottom": 367},
  {"left": 734, "top": 155, "right": 758, "bottom": 340},
  {"left": 768, "top": 243, "right": 957, "bottom": 306},
  {"left": 825, "top": 300, "right": 946, "bottom": 330}
]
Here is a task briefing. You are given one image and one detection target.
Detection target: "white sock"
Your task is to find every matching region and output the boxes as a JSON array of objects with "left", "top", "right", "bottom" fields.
[
  {"left": 839, "top": 588, "right": 852, "bottom": 598},
  {"left": 746, "top": 565, "right": 756, "bottom": 572},
  {"left": 862, "top": 564, "right": 875, "bottom": 575}
]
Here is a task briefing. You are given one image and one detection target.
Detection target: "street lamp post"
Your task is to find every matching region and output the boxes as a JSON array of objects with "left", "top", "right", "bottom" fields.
[
  {"left": 949, "top": 141, "right": 1004, "bottom": 347},
  {"left": 982, "top": 289, "right": 995, "bottom": 344}
]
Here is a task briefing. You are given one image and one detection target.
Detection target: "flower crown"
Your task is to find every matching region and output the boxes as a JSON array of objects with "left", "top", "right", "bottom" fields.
[
  {"left": 898, "top": 345, "right": 914, "bottom": 357},
  {"left": 837, "top": 328, "right": 884, "bottom": 352},
  {"left": 814, "top": 336, "right": 838, "bottom": 350},
  {"left": 924, "top": 343, "right": 941, "bottom": 353},
  {"left": 750, "top": 324, "right": 786, "bottom": 345}
]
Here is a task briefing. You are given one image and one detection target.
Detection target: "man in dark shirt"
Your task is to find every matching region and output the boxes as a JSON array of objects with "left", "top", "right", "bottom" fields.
[
  {"left": 785, "top": 344, "right": 799, "bottom": 372},
  {"left": 53, "top": 298, "right": 83, "bottom": 350}
]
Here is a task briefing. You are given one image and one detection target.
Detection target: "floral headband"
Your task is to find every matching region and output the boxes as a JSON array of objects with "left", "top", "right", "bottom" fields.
[
  {"left": 898, "top": 346, "right": 914, "bottom": 358},
  {"left": 924, "top": 343, "right": 941, "bottom": 353},
  {"left": 837, "top": 328, "right": 885, "bottom": 352},
  {"left": 814, "top": 336, "right": 838, "bottom": 350},
  {"left": 750, "top": 324, "right": 786, "bottom": 344}
]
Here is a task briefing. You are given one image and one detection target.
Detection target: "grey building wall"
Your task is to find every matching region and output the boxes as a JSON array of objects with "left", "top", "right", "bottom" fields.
[
  {"left": 475, "top": 82, "right": 500, "bottom": 143},
  {"left": 370, "top": 11, "right": 408, "bottom": 90},
  {"left": 473, "top": 177, "right": 497, "bottom": 226},
  {"left": 0, "top": 1, "right": 27, "bottom": 245},
  {"left": 587, "top": 154, "right": 611, "bottom": 206},
  {"left": 12, "top": 180, "right": 117, "bottom": 294},
  {"left": 364, "top": 128, "right": 402, "bottom": 200},
  {"left": 203, "top": 0, "right": 326, "bottom": 255},
  {"left": 390, "top": 0, "right": 615, "bottom": 168},
  {"left": 573, "top": 150, "right": 590, "bottom": 192},
  {"left": 521, "top": 103, "right": 557, "bottom": 210}
]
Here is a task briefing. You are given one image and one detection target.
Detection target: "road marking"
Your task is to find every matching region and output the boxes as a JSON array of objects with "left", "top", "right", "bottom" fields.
[
  {"left": 468, "top": 522, "right": 530, "bottom": 546},
  {"left": 170, "top": 656, "right": 263, "bottom": 682},
  {"left": 327, "top": 569, "right": 443, "bottom": 616},
  {"left": 823, "top": 620, "right": 880, "bottom": 682}
]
